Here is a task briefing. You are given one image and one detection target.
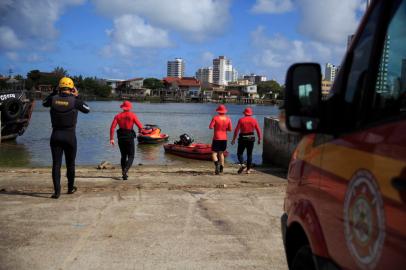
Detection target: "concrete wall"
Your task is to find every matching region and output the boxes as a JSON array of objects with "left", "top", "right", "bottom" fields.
[{"left": 262, "top": 117, "right": 302, "bottom": 168}]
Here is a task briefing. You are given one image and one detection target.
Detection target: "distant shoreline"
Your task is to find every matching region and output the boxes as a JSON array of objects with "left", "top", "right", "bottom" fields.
[{"left": 33, "top": 95, "right": 282, "bottom": 105}]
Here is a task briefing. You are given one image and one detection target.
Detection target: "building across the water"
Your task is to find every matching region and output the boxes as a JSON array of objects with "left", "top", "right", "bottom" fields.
[
  {"left": 167, "top": 58, "right": 185, "bottom": 78},
  {"left": 321, "top": 79, "right": 333, "bottom": 96},
  {"left": 243, "top": 74, "right": 267, "bottom": 84},
  {"left": 195, "top": 67, "right": 213, "bottom": 84},
  {"left": 213, "top": 56, "right": 237, "bottom": 85},
  {"left": 324, "top": 63, "right": 339, "bottom": 82}
]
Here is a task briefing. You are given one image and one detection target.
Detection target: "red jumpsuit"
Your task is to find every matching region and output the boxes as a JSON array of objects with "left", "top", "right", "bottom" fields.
[{"left": 209, "top": 115, "right": 232, "bottom": 152}]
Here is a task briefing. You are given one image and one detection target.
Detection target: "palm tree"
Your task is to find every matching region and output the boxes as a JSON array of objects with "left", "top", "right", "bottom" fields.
[{"left": 52, "top": 66, "right": 69, "bottom": 78}]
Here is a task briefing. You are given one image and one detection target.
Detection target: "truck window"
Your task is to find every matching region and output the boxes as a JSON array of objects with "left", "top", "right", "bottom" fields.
[
  {"left": 370, "top": 1, "right": 406, "bottom": 122},
  {"left": 344, "top": 3, "right": 381, "bottom": 104}
]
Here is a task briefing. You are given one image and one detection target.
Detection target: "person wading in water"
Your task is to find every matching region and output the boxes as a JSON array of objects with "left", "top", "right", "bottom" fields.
[
  {"left": 231, "top": 107, "right": 261, "bottom": 174},
  {"left": 110, "top": 101, "right": 143, "bottom": 180},
  {"left": 43, "top": 77, "right": 90, "bottom": 199},
  {"left": 209, "top": 104, "right": 232, "bottom": 175}
]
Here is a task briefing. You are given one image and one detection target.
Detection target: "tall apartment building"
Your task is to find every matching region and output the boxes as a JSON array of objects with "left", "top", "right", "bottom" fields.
[
  {"left": 226, "top": 68, "right": 238, "bottom": 83},
  {"left": 213, "top": 56, "right": 237, "bottom": 85},
  {"left": 401, "top": 59, "right": 406, "bottom": 92},
  {"left": 243, "top": 74, "right": 267, "bottom": 84},
  {"left": 195, "top": 67, "right": 213, "bottom": 84},
  {"left": 167, "top": 58, "right": 185, "bottom": 78},
  {"left": 324, "top": 63, "right": 339, "bottom": 82},
  {"left": 376, "top": 35, "right": 390, "bottom": 93}
]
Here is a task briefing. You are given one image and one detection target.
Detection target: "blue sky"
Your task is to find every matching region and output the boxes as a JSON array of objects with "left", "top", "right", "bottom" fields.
[{"left": 0, "top": 0, "right": 367, "bottom": 83}]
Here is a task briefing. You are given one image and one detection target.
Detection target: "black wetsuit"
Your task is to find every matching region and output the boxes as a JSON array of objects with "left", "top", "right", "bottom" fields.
[
  {"left": 43, "top": 92, "right": 90, "bottom": 195},
  {"left": 117, "top": 129, "right": 136, "bottom": 174},
  {"left": 237, "top": 133, "right": 255, "bottom": 170}
]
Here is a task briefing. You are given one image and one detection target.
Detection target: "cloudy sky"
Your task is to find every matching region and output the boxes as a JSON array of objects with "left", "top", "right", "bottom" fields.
[{"left": 0, "top": 0, "right": 367, "bottom": 83}]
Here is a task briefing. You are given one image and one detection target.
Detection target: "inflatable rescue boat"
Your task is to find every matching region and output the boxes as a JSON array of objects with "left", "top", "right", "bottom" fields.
[
  {"left": 137, "top": 124, "right": 169, "bottom": 144},
  {"left": 164, "top": 143, "right": 229, "bottom": 161}
]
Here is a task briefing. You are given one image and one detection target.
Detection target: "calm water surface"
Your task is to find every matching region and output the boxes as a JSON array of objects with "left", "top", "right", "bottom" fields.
[{"left": 0, "top": 101, "right": 279, "bottom": 167}]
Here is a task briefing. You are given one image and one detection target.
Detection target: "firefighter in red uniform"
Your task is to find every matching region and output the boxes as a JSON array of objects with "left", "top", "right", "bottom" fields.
[
  {"left": 232, "top": 107, "right": 261, "bottom": 174},
  {"left": 209, "top": 104, "right": 232, "bottom": 175},
  {"left": 110, "top": 101, "right": 143, "bottom": 180}
]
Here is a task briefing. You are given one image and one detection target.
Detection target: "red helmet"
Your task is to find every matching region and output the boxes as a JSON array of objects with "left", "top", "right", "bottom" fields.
[
  {"left": 243, "top": 107, "right": 253, "bottom": 116},
  {"left": 216, "top": 104, "right": 227, "bottom": 114},
  {"left": 120, "top": 100, "right": 132, "bottom": 110}
]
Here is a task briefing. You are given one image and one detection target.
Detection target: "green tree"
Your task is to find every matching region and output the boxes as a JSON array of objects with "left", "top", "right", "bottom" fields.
[
  {"left": 26, "top": 70, "right": 41, "bottom": 90},
  {"left": 257, "top": 80, "right": 283, "bottom": 98},
  {"left": 94, "top": 84, "right": 112, "bottom": 98},
  {"left": 72, "top": 75, "right": 84, "bottom": 90},
  {"left": 14, "top": 74, "right": 24, "bottom": 81},
  {"left": 143, "top": 78, "right": 164, "bottom": 90},
  {"left": 39, "top": 74, "right": 59, "bottom": 86},
  {"left": 53, "top": 66, "right": 69, "bottom": 77},
  {"left": 79, "top": 77, "right": 111, "bottom": 97},
  {"left": 0, "top": 79, "right": 6, "bottom": 89}
]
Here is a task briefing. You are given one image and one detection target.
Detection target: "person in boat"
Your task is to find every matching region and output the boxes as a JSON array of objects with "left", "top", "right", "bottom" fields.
[
  {"left": 43, "top": 77, "right": 90, "bottom": 199},
  {"left": 231, "top": 107, "right": 261, "bottom": 174},
  {"left": 209, "top": 104, "right": 232, "bottom": 175},
  {"left": 110, "top": 101, "right": 143, "bottom": 180}
]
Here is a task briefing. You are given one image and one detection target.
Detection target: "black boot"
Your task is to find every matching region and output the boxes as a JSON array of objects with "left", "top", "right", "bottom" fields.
[
  {"left": 220, "top": 165, "right": 224, "bottom": 173},
  {"left": 51, "top": 192, "right": 60, "bottom": 199},
  {"left": 122, "top": 167, "right": 129, "bottom": 180},
  {"left": 214, "top": 161, "right": 220, "bottom": 175},
  {"left": 67, "top": 186, "right": 77, "bottom": 194},
  {"left": 238, "top": 164, "right": 246, "bottom": 174}
]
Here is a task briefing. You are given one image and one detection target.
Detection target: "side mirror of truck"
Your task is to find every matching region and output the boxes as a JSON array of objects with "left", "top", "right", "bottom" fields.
[{"left": 280, "top": 63, "right": 322, "bottom": 133}]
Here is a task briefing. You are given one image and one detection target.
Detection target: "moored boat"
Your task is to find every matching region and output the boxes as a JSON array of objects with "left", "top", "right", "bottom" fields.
[
  {"left": 164, "top": 143, "right": 229, "bottom": 161},
  {"left": 137, "top": 124, "right": 169, "bottom": 144}
]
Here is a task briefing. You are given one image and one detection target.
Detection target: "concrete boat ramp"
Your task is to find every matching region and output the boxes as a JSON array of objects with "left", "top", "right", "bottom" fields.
[{"left": 0, "top": 164, "right": 288, "bottom": 270}]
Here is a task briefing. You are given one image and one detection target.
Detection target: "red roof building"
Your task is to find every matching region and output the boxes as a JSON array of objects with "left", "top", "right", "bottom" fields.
[
  {"left": 163, "top": 77, "right": 200, "bottom": 89},
  {"left": 162, "top": 77, "right": 201, "bottom": 99}
]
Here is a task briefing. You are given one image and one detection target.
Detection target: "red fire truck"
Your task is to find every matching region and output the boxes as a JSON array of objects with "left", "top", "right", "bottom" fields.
[{"left": 280, "top": 0, "right": 406, "bottom": 269}]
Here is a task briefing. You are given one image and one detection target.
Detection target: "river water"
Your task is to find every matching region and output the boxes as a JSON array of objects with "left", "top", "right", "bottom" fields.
[{"left": 0, "top": 101, "right": 279, "bottom": 167}]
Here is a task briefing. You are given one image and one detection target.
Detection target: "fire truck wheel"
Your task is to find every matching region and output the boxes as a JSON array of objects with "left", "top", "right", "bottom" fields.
[{"left": 291, "top": 245, "right": 316, "bottom": 270}]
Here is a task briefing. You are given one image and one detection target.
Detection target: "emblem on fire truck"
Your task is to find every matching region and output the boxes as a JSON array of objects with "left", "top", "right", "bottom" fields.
[{"left": 344, "top": 169, "right": 385, "bottom": 269}]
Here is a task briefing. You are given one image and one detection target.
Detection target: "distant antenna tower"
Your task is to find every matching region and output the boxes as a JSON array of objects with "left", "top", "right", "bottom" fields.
[{"left": 8, "top": 68, "right": 13, "bottom": 78}]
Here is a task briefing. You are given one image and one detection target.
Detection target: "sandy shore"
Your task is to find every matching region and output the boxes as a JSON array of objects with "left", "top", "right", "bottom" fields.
[{"left": 0, "top": 163, "right": 288, "bottom": 270}]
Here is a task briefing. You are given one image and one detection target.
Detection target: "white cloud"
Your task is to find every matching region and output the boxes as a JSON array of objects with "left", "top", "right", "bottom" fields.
[
  {"left": 251, "top": 0, "right": 293, "bottom": 14},
  {"left": 251, "top": 26, "right": 345, "bottom": 82},
  {"left": 5, "top": 51, "right": 19, "bottom": 61},
  {"left": 92, "top": 0, "right": 231, "bottom": 40},
  {"left": 101, "top": 66, "right": 126, "bottom": 78},
  {"left": 297, "top": 0, "right": 364, "bottom": 44},
  {"left": 0, "top": 26, "right": 23, "bottom": 50},
  {"left": 0, "top": 0, "right": 85, "bottom": 55},
  {"left": 103, "top": 15, "right": 171, "bottom": 56},
  {"left": 250, "top": 0, "right": 364, "bottom": 45},
  {"left": 201, "top": 51, "right": 214, "bottom": 66},
  {"left": 27, "top": 53, "right": 44, "bottom": 63},
  {"left": 110, "top": 15, "right": 171, "bottom": 48}
]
